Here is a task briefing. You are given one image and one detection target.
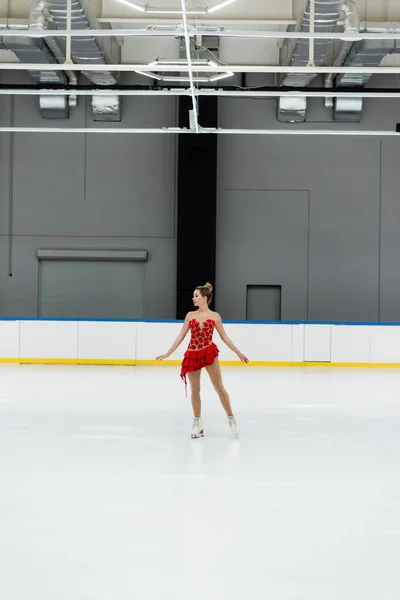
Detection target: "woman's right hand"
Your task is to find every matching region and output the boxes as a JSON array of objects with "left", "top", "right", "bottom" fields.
[{"left": 155, "top": 353, "right": 170, "bottom": 361}]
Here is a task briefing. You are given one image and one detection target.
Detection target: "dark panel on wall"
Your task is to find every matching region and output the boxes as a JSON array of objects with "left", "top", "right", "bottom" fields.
[
  {"left": 246, "top": 285, "right": 282, "bottom": 321},
  {"left": 176, "top": 97, "right": 218, "bottom": 318}
]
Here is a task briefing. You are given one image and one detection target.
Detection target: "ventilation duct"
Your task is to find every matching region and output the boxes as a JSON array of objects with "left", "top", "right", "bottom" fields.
[
  {"left": 92, "top": 94, "right": 121, "bottom": 121},
  {"left": 278, "top": 0, "right": 355, "bottom": 122},
  {"left": 333, "top": 34, "right": 400, "bottom": 121},
  {"left": 324, "top": 0, "right": 360, "bottom": 107},
  {"left": 29, "top": 0, "right": 77, "bottom": 117},
  {"left": 1, "top": 35, "right": 69, "bottom": 119},
  {"left": 44, "top": 0, "right": 121, "bottom": 121}
]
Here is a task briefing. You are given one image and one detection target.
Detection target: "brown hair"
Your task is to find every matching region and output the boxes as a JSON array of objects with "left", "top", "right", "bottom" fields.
[{"left": 196, "top": 282, "right": 213, "bottom": 305}]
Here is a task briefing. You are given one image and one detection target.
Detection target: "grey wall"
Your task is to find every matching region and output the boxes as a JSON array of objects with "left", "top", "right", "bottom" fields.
[
  {"left": 217, "top": 84, "right": 400, "bottom": 322},
  {"left": 2, "top": 75, "right": 400, "bottom": 323},
  {"left": 0, "top": 92, "right": 177, "bottom": 319}
]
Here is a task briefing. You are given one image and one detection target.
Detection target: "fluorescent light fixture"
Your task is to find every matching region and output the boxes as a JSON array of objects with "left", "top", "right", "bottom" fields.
[
  {"left": 112, "top": 0, "right": 238, "bottom": 14},
  {"left": 146, "top": 7, "right": 208, "bottom": 13},
  {"left": 149, "top": 58, "right": 213, "bottom": 67},
  {"left": 208, "top": 0, "right": 238, "bottom": 13},
  {"left": 145, "top": 25, "right": 180, "bottom": 31},
  {"left": 113, "top": 0, "right": 146, "bottom": 11},
  {"left": 138, "top": 58, "right": 233, "bottom": 84},
  {"left": 135, "top": 70, "right": 163, "bottom": 80},
  {"left": 209, "top": 71, "right": 233, "bottom": 82},
  {"left": 162, "top": 76, "right": 211, "bottom": 82},
  {"left": 135, "top": 71, "right": 233, "bottom": 83},
  {"left": 196, "top": 26, "right": 221, "bottom": 32},
  {"left": 158, "top": 59, "right": 208, "bottom": 65}
]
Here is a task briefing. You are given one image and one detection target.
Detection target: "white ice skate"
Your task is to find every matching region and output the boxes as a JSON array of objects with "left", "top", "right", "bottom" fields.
[
  {"left": 228, "top": 415, "right": 239, "bottom": 438},
  {"left": 191, "top": 417, "right": 204, "bottom": 439}
]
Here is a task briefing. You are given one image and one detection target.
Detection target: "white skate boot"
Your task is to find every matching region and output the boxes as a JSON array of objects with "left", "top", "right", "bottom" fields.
[
  {"left": 191, "top": 417, "right": 204, "bottom": 439},
  {"left": 228, "top": 415, "right": 239, "bottom": 438}
]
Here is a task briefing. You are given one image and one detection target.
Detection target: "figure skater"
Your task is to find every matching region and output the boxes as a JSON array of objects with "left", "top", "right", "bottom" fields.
[{"left": 156, "top": 283, "right": 249, "bottom": 439}]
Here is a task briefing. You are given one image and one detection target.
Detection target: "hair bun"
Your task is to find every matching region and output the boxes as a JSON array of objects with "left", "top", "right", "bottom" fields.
[{"left": 204, "top": 282, "right": 213, "bottom": 292}]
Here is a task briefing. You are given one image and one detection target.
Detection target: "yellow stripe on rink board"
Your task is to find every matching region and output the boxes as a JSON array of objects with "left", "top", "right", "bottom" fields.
[
  {"left": 78, "top": 359, "right": 136, "bottom": 366},
  {"left": 136, "top": 360, "right": 181, "bottom": 366},
  {"left": 19, "top": 358, "right": 78, "bottom": 364},
  {"left": 0, "top": 358, "right": 136, "bottom": 365},
  {"left": 0, "top": 358, "right": 21, "bottom": 363},
  {"left": 137, "top": 360, "right": 400, "bottom": 368},
  {"left": 2, "top": 358, "right": 400, "bottom": 368}
]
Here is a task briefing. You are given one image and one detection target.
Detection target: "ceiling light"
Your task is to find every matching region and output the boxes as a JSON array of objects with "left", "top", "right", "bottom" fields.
[
  {"left": 135, "top": 71, "right": 163, "bottom": 80},
  {"left": 113, "top": 0, "right": 146, "bottom": 11},
  {"left": 146, "top": 7, "right": 208, "bottom": 14},
  {"left": 156, "top": 59, "right": 207, "bottom": 64},
  {"left": 149, "top": 58, "right": 214, "bottom": 67},
  {"left": 208, "top": 0, "right": 238, "bottom": 13},
  {"left": 209, "top": 71, "right": 233, "bottom": 82},
  {"left": 162, "top": 76, "right": 211, "bottom": 82},
  {"left": 196, "top": 26, "right": 222, "bottom": 32},
  {"left": 112, "top": 0, "right": 238, "bottom": 14},
  {"left": 145, "top": 25, "right": 180, "bottom": 31},
  {"left": 135, "top": 64, "right": 234, "bottom": 83}
]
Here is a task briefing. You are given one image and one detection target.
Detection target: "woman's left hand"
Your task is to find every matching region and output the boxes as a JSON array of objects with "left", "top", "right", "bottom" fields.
[{"left": 237, "top": 351, "right": 249, "bottom": 363}]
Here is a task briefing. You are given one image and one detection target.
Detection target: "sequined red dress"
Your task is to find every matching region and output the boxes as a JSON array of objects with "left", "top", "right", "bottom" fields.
[{"left": 180, "top": 318, "right": 219, "bottom": 388}]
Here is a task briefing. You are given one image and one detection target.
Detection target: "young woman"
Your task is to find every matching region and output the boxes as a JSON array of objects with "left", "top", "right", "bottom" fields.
[{"left": 156, "top": 283, "right": 249, "bottom": 439}]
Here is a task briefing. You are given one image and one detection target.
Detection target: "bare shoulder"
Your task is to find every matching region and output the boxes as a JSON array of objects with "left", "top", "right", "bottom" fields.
[
  {"left": 184, "top": 311, "right": 194, "bottom": 321},
  {"left": 210, "top": 310, "right": 222, "bottom": 322}
]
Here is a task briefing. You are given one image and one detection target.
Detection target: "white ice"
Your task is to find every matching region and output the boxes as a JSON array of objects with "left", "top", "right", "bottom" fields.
[{"left": 0, "top": 364, "right": 400, "bottom": 600}]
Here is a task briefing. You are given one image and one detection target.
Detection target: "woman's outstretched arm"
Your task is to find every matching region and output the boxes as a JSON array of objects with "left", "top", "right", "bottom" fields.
[
  {"left": 156, "top": 313, "right": 191, "bottom": 360},
  {"left": 214, "top": 313, "right": 249, "bottom": 363}
]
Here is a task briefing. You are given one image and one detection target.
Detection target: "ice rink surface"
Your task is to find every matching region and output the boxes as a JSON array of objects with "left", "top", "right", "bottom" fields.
[{"left": 0, "top": 364, "right": 399, "bottom": 600}]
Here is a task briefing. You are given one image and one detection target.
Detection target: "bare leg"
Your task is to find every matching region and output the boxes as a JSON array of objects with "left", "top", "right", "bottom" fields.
[
  {"left": 188, "top": 369, "right": 202, "bottom": 417},
  {"left": 205, "top": 359, "right": 233, "bottom": 416}
]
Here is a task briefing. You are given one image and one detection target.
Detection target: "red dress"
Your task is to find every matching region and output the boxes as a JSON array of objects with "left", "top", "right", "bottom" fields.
[{"left": 180, "top": 318, "right": 219, "bottom": 389}]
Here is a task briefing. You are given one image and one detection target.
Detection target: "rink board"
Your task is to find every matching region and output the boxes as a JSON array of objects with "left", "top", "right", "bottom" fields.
[{"left": 1, "top": 319, "right": 400, "bottom": 367}]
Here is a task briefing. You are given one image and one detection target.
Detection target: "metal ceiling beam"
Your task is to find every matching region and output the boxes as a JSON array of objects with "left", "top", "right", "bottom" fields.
[
  {"left": 0, "top": 87, "right": 400, "bottom": 98},
  {"left": 2, "top": 28, "right": 400, "bottom": 39},
  {"left": 1, "top": 63, "right": 400, "bottom": 73},
  {"left": 98, "top": 18, "right": 297, "bottom": 25},
  {"left": 0, "top": 126, "right": 398, "bottom": 135}
]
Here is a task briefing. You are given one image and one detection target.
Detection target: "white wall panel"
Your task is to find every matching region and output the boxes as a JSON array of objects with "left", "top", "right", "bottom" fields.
[
  {"left": 19, "top": 320, "right": 78, "bottom": 360},
  {"left": 331, "top": 325, "right": 370, "bottom": 363},
  {"left": 78, "top": 321, "right": 137, "bottom": 361},
  {"left": 304, "top": 325, "right": 331, "bottom": 362},
  {"left": 370, "top": 326, "right": 400, "bottom": 363},
  {"left": 217, "top": 324, "right": 292, "bottom": 362},
  {"left": 137, "top": 322, "right": 184, "bottom": 361},
  {"left": 291, "top": 324, "right": 304, "bottom": 362},
  {"left": 0, "top": 321, "right": 19, "bottom": 358}
]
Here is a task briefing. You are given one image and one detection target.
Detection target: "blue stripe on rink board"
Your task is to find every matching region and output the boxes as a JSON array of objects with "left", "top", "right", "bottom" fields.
[{"left": 1, "top": 317, "right": 400, "bottom": 326}]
